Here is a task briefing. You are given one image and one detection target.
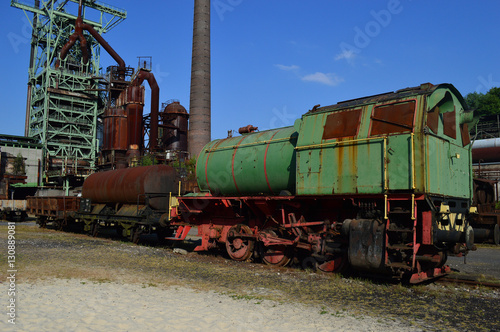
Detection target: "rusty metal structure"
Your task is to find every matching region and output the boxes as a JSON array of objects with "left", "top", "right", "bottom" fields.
[
  {"left": 82, "top": 165, "right": 176, "bottom": 208},
  {"left": 11, "top": 0, "right": 127, "bottom": 188},
  {"left": 470, "top": 137, "right": 500, "bottom": 245},
  {"left": 23, "top": 0, "right": 197, "bottom": 242},
  {"left": 77, "top": 164, "right": 177, "bottom": 240},
  {"left": 471, "top": 178, "right": 500, "bottom": 245},
  {"left": 160, "top": 100, "right": 189, "bottom": 160},
  {"left": 27, "top": 195, "right": 80, "bottom": 229},
  {"left": 188, "top": 0, "right": 211, "bottom": 158},
  {"left": 99, "top": 66, "right": 162, "bottom": 169}
]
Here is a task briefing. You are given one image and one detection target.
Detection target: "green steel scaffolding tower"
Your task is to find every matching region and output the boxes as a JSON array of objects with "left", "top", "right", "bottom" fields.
[{"left": 11, "top": 0, "right": 126, "bottom": 184}]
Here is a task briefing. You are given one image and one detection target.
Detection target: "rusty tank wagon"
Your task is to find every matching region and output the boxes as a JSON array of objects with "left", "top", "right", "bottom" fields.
[
  {"left": 173, "top": 83, "right": 476, "bottom": 283},
  {"left": 77, "top": 164, "right": 179, "bottom": 242}
]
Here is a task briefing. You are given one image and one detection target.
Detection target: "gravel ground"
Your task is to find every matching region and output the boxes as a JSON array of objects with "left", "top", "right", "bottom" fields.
[{"left": 1, "top": 222, "right": 500, "bottom": 331}]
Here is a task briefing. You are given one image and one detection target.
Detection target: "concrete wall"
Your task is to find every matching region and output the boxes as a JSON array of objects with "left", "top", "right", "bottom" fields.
[{"left": 0, "top": 146, "right": 42, "bottom": 184}]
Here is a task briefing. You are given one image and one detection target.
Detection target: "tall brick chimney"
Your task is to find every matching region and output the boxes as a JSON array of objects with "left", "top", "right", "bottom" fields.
[{"left": 188, "top": 0, "right": 211, "bottom": 158}]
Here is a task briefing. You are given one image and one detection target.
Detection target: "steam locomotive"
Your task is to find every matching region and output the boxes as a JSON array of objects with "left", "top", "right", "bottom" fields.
[
  {"left": 173, "top": 82, "right": 476, "bottom": 283},
  {"left": 30, "top": 83, "right": 477, "bottom": 283}
]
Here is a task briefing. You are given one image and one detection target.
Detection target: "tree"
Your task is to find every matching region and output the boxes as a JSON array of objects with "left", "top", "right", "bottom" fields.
[
  {"left": 13, "top": 153, "right": 25, "bottom": 176},
  {"left": 465, "top": 87, "right": 500, "bottom": 117}
]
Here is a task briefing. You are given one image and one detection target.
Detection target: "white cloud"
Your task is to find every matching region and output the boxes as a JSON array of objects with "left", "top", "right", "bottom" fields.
[
  {"left": 301, "top": 72, "right": 344, "bottom": 86},
  {"left": 335, "top": 50, "right": 357, "bottom": 61},
  {"left": 275, "top": 64, "right": 300, "bottom": 71}
]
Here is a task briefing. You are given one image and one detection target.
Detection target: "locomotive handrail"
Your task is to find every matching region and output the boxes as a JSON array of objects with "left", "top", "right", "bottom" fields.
[
  {"left": 411, "top": 133, "right": 416, "bottom": 190},
  {"left": 294, "top": 136, "right": 384, "bottom": 150},
  {"left": 384, "top": 137, "right": 388, "bottom": 191}
]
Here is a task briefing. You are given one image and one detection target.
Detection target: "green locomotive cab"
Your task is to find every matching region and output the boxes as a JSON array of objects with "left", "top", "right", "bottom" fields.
[
  {"left": 294, "top": 83, "right": 475, "bottom": 281},
  {"left": 296, "top": 83, "right": 473, "bottom": 199}
]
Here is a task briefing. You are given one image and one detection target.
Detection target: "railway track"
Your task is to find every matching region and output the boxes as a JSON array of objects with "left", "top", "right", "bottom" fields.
[{"left": 437, "top": 275, "right": 500, "bottom": 289}]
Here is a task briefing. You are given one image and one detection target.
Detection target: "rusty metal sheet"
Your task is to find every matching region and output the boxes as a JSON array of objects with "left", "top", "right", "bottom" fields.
[
  {"left": 27, "top": 196, "right": 80, "bottom": 216},
  {"left": 370, "top": 100, "right": 416, "bottom": 136},
  {"left": 422, "top": 211, "right": 433, "bottom": 245},
  {"left": 427, "top": 106, "right": 440, "bottom": 134},
  {"left": 443, "top": 110, "right": 457, "bottom": 139},
  {"left": 103, "top": 108, "right": 128, "bottom": 151},
  {"left": 322, "top": 109, "right": 362, "bottom": 140},
  {"left": 82, "top": 165, "right": 176, "bottom": 210},
  {"left": 460, "top": 123, "right": 470, "bottom": 147},
  {"left": 126, "top": 104, "right": 143, "bottom": 147}
]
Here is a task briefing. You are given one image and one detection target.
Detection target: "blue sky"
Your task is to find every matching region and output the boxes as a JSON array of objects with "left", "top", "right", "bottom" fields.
[{"left": 1, "top": 0, "right": 500, "bottom": 141}]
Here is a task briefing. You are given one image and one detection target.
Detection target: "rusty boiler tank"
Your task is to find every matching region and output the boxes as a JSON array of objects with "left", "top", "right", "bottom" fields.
[
  {"left": 101, "top": 86, "right": 146, "bottom": 169},
  {"left": 101, "top": 107, "right": 128, "bottom": 167},
  {"left": 82, "top": 165, "right": 177, "bottom": 210},
  {"left": 160, "top": 100, "right": 189, "bottom": 156},
  {"left": 124, "top": 86, "right": 145, "bottom": 162}
]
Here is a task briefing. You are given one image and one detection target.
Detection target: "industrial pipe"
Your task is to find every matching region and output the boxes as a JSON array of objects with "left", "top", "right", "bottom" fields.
[
  {"left": 56, "top": 0, "right": 88, "bottom": 67},
  {"left": 472, "top": 138, "right": 500, "bottom": 163},
  {"left": 56, "top": 0, "right": 125, "bottom": 78},
  {"left": 132, "top": 70, "right": 160, "bottom": 152},
  {"left": 81, "top": 22, "right": 125, "bottom": 69}
]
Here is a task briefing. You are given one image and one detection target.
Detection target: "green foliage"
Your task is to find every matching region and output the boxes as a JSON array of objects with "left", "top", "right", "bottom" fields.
[
  {"left": 172, "top": 157, "right": 197, "bottom": 181},
  {"left": 13, "top": 153, "right": 25, "bottom": 175},
  {"left": 464, "top": 87, "right": 500, "bottom": 117},
  {"left": 139, "top": 154, "right": 157, "bottom": 166},
  {"left": 137, "top": 154, "right": 196, "bottom": 181}
]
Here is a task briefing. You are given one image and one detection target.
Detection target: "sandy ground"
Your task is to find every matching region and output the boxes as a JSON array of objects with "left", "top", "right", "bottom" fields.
[{"left": 0, "top": 279, "right": 423, "bottom": 332}]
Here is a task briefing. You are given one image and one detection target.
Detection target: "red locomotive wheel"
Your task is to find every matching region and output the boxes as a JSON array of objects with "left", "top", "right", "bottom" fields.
[
  {"left": 262, "top": 246, "right": 293, "bottom": 267},
  {"left": 317, "top": 255, "right": 346, "bottom": 273},
  {"left": 225, "top": 224, "right": 255, "bottom": 261},
  {"left": 261, "top": 230, "right": 293, "bottom": 267}
]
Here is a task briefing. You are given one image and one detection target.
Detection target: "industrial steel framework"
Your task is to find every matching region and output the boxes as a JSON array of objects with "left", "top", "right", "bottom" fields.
[{"left": 11, "top": 0, "right": 126, "bottom": 180}]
